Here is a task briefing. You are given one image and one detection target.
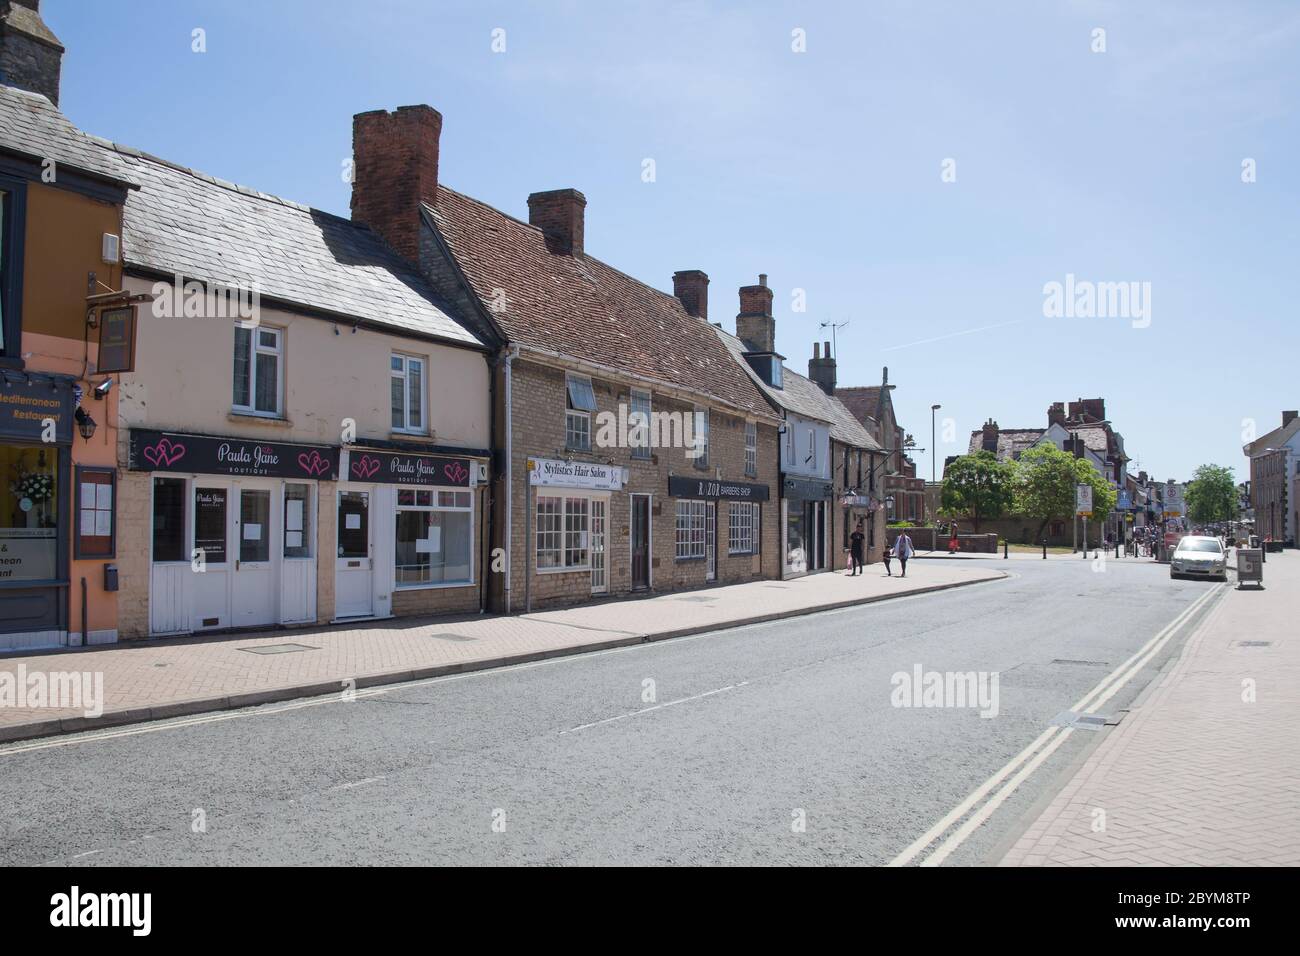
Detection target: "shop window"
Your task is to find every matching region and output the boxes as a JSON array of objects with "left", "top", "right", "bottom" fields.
[
  {"left": 233, "top": 325, "right": 282, "bottom": 417},
  {"left": 676, "top": 499, "right": 706, "bottom": 559},
  {"left": 395, "top": 487, "right": 472, "bottom": 586},
  {"left": 193, "top": 486, "right": 227, "bottom": 563},
  {"left": 391, "top": 353, "right": 425, "bottom": 433},
  {"left": 728, "top": 501, "right": 757, "bottom": 555},
  {"left": 565, "top": 374, "right": 595, "bottom": 451},
  {"left": 0, "top": 182, "right": 26, "bottom": 360},
  {"left": 283, "top": 484, "right": 312, "bottom": 558},
  {"left": 745, "top": 421, "right": 757, "bottom": 477},
  {"left": 0, "top": 443, "right": 58, "bottom": 581},
  {"left": 536, "top": 495, "right": 590, "bottom": 570},
  {"left": 152, "top": 477, "right": 187, "bottom": 563},
  {"left": 630, "top": 389, "right": 652, "bottom": 459}
]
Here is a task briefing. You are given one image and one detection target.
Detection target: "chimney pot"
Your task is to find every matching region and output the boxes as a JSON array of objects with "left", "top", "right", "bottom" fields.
[
  {"left": 736, "top": 275, "right": 776, "bottom": 353},
  {"left": 527, "top": 188, "right": 587, "bottom": 257},
  {"left": 808, "top": 339, "right": 837, "bottom": 395}
]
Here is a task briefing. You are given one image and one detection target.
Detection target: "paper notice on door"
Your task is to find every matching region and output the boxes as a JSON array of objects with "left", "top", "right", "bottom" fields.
[
  {"left": 243, "top": 523, "right": 262, "bottom": 541},
  {"left": 286, "top": 499, "right": 304, "bottom": 531},
  {"left": 96, "top": 484, "right": 113, "bottom": 510},
  {"left": 81, "top": 510, "right": 97, "bottom": 536},
  {"left": 95, "top": 510, "right": 112, "bottom": 536},
  {"left": 286, "top": 531, "right": 303, "bottom": 548},
  {"left": 415, "top": 538, "right": 433, "bottom": 553},
  {"left": 81, "top": 483, "right": 98, "bottom": 510},
  {"left": 345, "top": 513, "right": 361, "bottom": 530}
]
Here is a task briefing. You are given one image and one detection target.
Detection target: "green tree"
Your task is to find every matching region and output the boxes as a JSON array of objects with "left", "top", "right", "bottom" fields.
[
  {"left": 1185, "top": 464, "right": 1238, "bottom": 525},
  {"left": 1013, "top": 444, "right": 1117, "bottom": 540},
  {"left": 940, "top": 451, "right": 1014, "bottom": 532}
]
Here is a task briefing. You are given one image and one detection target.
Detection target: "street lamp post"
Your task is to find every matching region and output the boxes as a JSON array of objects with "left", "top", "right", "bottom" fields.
[{"left": 930, "top": 404, "right": 941, "bottom": 485}]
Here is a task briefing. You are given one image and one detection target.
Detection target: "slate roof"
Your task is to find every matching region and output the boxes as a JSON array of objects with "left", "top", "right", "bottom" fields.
[
  {"left": 966, "top": 428, "right": 1046, "bottom": 460},
  {"left": 96, "top": 145, "right": 486, "bottom": 347},
  {"left": 426, "top": 187, "right": 776, "bottom": 418},
  {"left": 716, "top": 328, "right": 881, "bottom": 451},
  {"left": 1245, "top": 417, "right": 1300, "bottom": 456},
  {"left": 0, "top": 85, "right": 136, "bottom": 185}
]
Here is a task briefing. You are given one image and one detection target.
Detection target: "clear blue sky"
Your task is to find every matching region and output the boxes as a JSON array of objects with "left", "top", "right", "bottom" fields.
[{"left": 49, "top": 0, "right": 1300, "bottom": 482}]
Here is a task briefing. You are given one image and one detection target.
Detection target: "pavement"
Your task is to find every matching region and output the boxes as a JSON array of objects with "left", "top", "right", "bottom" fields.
[
  {"left": 1000, "top": 550, "right": 1300, "bottom": 866},
  {"left": 0, "top": 559, "right": 1003, "bottom": 743}
]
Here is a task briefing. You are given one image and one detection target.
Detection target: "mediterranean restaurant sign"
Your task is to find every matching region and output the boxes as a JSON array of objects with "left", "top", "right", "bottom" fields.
[
  {"left": 0, "top": 374, "right": 75, "bottom": 444},
  {"left": 347, "top": 449, "right": 473, "bottom": 487},
  {"left": 129, "top": 429, "right": 339, "bottom": 479},
  {"left": 529, "top": 457, "right": 624, "bottom": 491},
  {"left": 668, "top": 475, "right": 770, "bottom": 501}
]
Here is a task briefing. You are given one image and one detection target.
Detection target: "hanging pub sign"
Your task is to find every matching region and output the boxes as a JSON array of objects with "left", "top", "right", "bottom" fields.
[
  {"left": 0, "top": 372, "right": 75, "bottom": 443},
  {"left": 129, "top": 429, "right": 339, "bottom": 479},
  {"left": 96, "top": 306, "right": 137, "bottom": 374},
  {"left": 669, "top": 475, "right": 769, "bottom": 501},
  {"left": 347, "top": 449, "right": 473, "bottom": 487}
]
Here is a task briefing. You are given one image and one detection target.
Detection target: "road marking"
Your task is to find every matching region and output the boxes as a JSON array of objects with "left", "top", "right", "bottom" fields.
[
  {"left": 328, "top": 775, "right": 386, "bottom": 792},
  {"left": 560, "top": 682, "right": 748, "bottom": 734},
  {"left": 888, "top": 582, "right": 1225, "bottom": 866}
]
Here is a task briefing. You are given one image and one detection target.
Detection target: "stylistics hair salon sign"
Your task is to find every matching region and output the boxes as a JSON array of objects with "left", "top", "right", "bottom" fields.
[
  {"left": 129, "top": 430, "right": 339, "bottom": 479},
  {"left": 346, "top": 450, "right": 473, "bottom": 487}
]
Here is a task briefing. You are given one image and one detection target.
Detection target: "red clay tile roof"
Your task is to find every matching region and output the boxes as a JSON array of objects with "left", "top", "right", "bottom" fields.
[
  {"left": 426, "top": 187, "right": 777, "bottom": 419},
  {"left": 836, "top": 386, "right": 884, "bottom": 427}
]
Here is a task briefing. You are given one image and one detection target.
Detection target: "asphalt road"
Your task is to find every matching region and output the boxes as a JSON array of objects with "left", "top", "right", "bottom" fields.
[{"left": 1, "top": 556, "right": 1225, "bottom": 866}]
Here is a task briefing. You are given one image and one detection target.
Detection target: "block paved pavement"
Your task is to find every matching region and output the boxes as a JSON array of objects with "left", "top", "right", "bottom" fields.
[
  {"left": 0, "top": 559, "right": 1003, "bottom": 742},
  {"left": 1000, "top": 551, "right": 1300, "bottom": 867}
]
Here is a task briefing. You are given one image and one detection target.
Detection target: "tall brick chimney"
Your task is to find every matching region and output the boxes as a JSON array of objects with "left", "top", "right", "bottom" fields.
[
  {"left": 981, "top": 419, "right": 999, "bottom": 453},
  {"left": 808, "top": 340, "right": 836, "bottom": 395},
  {"left": 0, "top": 0, "right": 64, "bottom": 106},
  {"left": 673, "top": 270, "right": 709, "bottom": 320},
  {"left": 1048, "top": 402, "right": 1065, "bottom": 427},
  {"left": 736, "top": 274, "right": 775, "bottom": 353},
  {"left": 350, "top": 105, "right": 442, "bottom": 263},
  {"left": 528, "top": 188, "right": 586, "bottom": 257}
]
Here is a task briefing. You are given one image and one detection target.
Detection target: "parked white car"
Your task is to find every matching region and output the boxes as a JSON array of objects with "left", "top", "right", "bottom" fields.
[{"left": 1169, "top": 536, "right": 1228, "bottom": 581}]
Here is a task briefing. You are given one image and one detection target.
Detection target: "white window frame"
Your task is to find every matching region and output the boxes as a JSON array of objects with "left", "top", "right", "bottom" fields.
[
  {"left": 233, "top": 324, "right": 283, "bottom": 417},
  {"left": 536, "top": 493, "right": 595, "bottom": 571},
  {"left": 745, "top": 421, "right": 757, "bottom": 477},
  {"left": 675, "top": 499, "right": 707, "bottom": 560},
  {"left": 394, "top": 487, "right": 474, "bottom": 589},
  {"left": 630, "top": 388, "right": 652, "bottom": 459},
  {"left": 391, "top": 353, "right": 426, "bottom": 434},
  {"left": 566, "top": 374, "right": 596, "bottom": 452},
  {"left": 693, "top": 405, "right": 710, "bottom": 470},
  {"left": 807, "top": 428, "right": 817, "bottom": 471},
  {"left": 728, "top": 501, "right": 758, "bottom": 555}
]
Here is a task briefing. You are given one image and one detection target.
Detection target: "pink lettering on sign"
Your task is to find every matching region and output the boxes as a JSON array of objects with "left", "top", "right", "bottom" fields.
[
  {"left": 443, "top": 461, "right": 469, "bottom": 485},
  {"left": 142, "top": 437, "right": 186, "bottom": 468},
  {"left": 297, "top": 450, "right": 331, "bottom": 476},
  {"left": 351, "top": 455, "right": 380, "bottom": 480}
]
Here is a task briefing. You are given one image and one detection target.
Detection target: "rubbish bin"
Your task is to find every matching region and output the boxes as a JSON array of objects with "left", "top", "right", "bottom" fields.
[{"left": 1237, "top": 548, "right": 1263, "bottom": 589}]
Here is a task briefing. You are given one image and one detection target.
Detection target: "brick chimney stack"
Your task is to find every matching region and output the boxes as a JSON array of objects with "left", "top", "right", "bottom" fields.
[
  {"left": 981, "top": 419, "right": 999, "bottom": 453},
  {"left": 350, "top": 105, "right": 442, "bottom": 263},
  {"left": 808, "top": 340, "right": 836, "bottom": 395},
  {"left": 1048, "top": 402, "right": 1065, "bottom": 427},
  {"left": 736, "top": 274, "right": 775, "bottom": 353},
  {"left": 0, "top": 0, "right": 64, "bottom": 106},
  {"left": 1283, "top": 410, "right": 1297, "bottom": 427},
  {"left": 673, "top": 270, "right": 709, "bottom": 320},
  {"left": 528, "top": 188, "right": 586, "bottom": 257}
]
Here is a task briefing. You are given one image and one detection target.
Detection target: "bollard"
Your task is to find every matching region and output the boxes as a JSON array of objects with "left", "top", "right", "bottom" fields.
[
  {"left": 1042, "top": 538, "right": 1047, "bottom": 559},
  {"left": 1004, "top": 539, "right": 1008, "bottom": 559}
]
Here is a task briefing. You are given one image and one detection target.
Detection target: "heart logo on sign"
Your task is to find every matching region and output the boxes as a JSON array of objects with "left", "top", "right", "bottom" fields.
[
  {"left": 443, "top": 461, "right": 469, "bottom": 485},
  {"left": 351, "top": 455, "right": 380, "bottom": 480},
  {"left": 297, "top": 450, "right": 330, "bottom": 476},
  {"left": 142, "top": 437, "right": 186, "bottom": 468}
]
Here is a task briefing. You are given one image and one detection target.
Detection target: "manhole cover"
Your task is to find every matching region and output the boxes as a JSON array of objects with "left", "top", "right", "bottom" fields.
[
  {"left": 1050, "top": 710, "right": 1112, "bottom": 731},
  {"left": 431, "top": 633, "right": 476, "bottom": 643},
  {"left": 239, "top": 643, "right": 320, "bottom": 655},
  {"left": 1237, "top": 640, "right": 1272, "bottom": 647}
]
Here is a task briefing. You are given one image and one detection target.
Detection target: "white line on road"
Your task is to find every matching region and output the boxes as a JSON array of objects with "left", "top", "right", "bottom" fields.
[
  {"left": 560, "top": 682, "right": 749, "bottom": 734},
  {"left": 328, "top": 775, "right": 387, "bottom": 792},
  {"left": 888, "top": 582, "right": 1224, "bottom": 867}
]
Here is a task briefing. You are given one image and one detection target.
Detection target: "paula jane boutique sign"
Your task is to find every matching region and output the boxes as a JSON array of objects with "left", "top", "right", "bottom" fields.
[
  {"left": 346, "top": 449, "right": 474, "bottom": 487},
  {"left": 129, "top": 430, "right": 339, "bottom": 479}
]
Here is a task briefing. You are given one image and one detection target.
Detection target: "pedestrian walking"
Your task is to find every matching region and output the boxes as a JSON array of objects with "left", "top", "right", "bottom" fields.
[
  {"left": 896, "top": 529, "right": 914, "bottom": 577},
  {"left": 883, "top": 537, "right": 893, "bottom": 576},
  {"left": 848, "top": 520, "right": 866, "bottom": 576}
]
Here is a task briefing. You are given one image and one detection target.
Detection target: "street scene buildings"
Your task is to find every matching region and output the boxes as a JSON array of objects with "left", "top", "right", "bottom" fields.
[{"left": 0, "top": 0, "right": 1295, "bottom": 893}]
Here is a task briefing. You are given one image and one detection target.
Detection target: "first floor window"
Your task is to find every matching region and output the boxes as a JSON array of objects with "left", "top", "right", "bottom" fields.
[
  {"left": 630, "top": 388, "right": 652, "bottom": 458},
  {"left": 692, "top": 407, "right": 710, "bottom": 469},
  {"left": 728, "top": 502, "right": 758, "bottom": 555},
  {"left": 233, "top": 324, "right": 282, "bottom": 416},
  {"left": 395, "top": 488, "right": 472, "bottom": 586},
  {"left": 391, "top": 354, "right": 425, "bottom": 432},
  {"left": 745, "top": 421, "right": 757, "bottom": 476},
  {"left": 566, "top": 374, "right": 596, "bottom": 451},
  {"left": 676, "top": 499, "right": 706, "bottom": 559},
  {"left": 537, "top": 494, "right": 590, "bottom": 569}
]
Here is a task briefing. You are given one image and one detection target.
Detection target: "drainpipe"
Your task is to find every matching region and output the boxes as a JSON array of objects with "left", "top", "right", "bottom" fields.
[{"left": 504, "top": 345, "right": 519, "bottom": 613}]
